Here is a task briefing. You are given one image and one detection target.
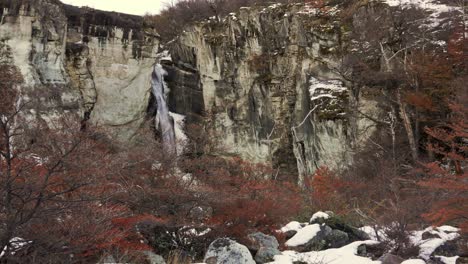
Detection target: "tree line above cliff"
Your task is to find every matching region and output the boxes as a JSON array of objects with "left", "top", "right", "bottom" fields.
[{"left": 145, "top": 0, "right": 353, "bottom": 42}]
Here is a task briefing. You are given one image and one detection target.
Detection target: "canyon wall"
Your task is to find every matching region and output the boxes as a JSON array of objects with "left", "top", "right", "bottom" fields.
[
  {"left": 0, "top": 0, "right": 383, "bottom": 182},
  {"left": 165, "top": 4, "right": 378, "bottom": 182},
  {"left": 0, "top": 0, "right": 159, "bottom": 141}
]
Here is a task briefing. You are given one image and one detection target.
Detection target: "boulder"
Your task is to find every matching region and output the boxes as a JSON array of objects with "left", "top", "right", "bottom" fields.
[
  {"left": 254, "top": 247, "right": 282, "bottom": 264},
  {"left": 310, "top": 213, "right": 369, "bottom": 241},
  {"left": 357, "top": 242, "right": 386, "bottom": 260},
  {"left": 378, "top": 253, "right": 405, "bottom": 264},
  {"left": 286, "top": 223, "right": 354, "bottom": 252},
  {"left": 422, "top": 231, "right": 441, "bottom": 240},
  {"left": 204, "top": 238, "right": 255, "bottom": 264},
  {"left": 286, "top": 224, "right": 335, "bottom": 252},
  {"left": 326, "top": 229, "right": 350, "bottom": 248},
  {"left": 247, "top": 232, "right": 279, "bottom": 251},
  {"left": 285, "top": 230, "right": 298, "bottom": 240},
  {"left": 188, "top": 205, "right": 213, "bottom": 223},
  {"left": 142, "top": 251, "right": 166, "bottom": 264},
  {"left": 309, "top": 211, "right": 332, "bottom": 224},
  {"left": 432, "top": 238, "right": 466, "bottom": 257}
]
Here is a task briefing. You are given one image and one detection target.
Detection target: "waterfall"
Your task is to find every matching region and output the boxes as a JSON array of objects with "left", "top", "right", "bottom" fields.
[{"left": 151, "top": 63, "right": 176, "bottom": 155}]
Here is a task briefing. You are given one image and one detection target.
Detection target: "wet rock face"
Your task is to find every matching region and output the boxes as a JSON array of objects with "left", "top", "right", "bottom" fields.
[
  {"left": 0, "top": 0, "right": 159, "bottom": 141},
  {"left": 166, "top": 3, "right": 377, "bottom": 182}
]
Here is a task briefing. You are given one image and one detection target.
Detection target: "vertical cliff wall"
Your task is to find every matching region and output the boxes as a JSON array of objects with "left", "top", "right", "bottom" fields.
[
  {"left": 0, "top": 0, "right": 81, "bottom": 125},
  {"left": 0, "top": 0, "right": 159, "bottom": 140},
  {"left": 166, "top": 3, "right": 377, "bottom": 182},
  {"left": 0, "top": 0, "right": 379, "bottom": 182}
]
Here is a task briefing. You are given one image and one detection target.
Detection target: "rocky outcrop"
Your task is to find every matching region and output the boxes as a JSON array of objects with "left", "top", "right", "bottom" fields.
[
  {"left": 0, "top": 0, "right": 81, "bottom": 125},
  {"left": 0, "top": 0, "right": 159, "bottom": 140},
  {"left": 204, "top": 238, "right": 255, "bottom": 264},
  {"left": 166, "top": 3, "right": 378, "bottom": 182}
]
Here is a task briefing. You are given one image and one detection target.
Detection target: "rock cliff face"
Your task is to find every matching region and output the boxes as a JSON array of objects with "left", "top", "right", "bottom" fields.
[
  {"left": 0, "top": 0, "right": 159, "bottom": 141},
  {"left": 165, "top": 4, "right": 377, "bottom": 182},
  {"left": 0, "top": 0, "right": 379, "bottom": 182}
]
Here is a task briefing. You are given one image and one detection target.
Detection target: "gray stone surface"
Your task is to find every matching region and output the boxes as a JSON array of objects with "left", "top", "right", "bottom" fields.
[
  {"left": 255, "top": 247, "right": 281, "bottom": 264},
  {"left": 204, "top": 238, "right": 255, "bottom": 264},
  {"left": 166, "top": 4, "right": 379, "bottom": 183},
  {"left": 247, "top": 232, "right": 280, "bottom": 251}
]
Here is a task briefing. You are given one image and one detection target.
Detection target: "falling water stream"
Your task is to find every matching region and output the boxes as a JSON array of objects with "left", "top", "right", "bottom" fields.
[{"left": 151, "top": 63, "right": 176, "bottom": 155}]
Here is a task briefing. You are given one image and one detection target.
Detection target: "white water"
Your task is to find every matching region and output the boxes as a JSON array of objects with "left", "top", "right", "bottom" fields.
[{"left": 151, "top": 64, "right": 176, "bottom": 155}]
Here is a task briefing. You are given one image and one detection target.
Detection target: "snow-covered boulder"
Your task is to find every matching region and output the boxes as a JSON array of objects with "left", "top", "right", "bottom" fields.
[
  {"left": 285, "top": 224, "right": 350, "bottom": 252},
  {"left": 204, "top": 238, "right": 255, "bottom": 264},
  {"left": 285, "top": 224, "right": 324, "bottom": 249},
  {"left": 280, "top": 221, "right": 306, "bottom": 239},
  {"left": 247, "top": 232, "right": 279, "bottom": 251},
  {"left": 410, "top": 226, "right": 460, "bottom": 260},
  {"left": 309, "top": 211, "right": 331, "bottom": 224},
  {"left": 270, "top": 240, "right": 382, "bottom": 264}
]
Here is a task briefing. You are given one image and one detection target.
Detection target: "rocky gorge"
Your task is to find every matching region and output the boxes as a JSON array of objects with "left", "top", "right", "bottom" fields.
[
  {"left": 0, "top": 0, "right": 466, "bottom": 262},
  {"left": 0, "top": 0, "right": 386, "bottom": 183}
]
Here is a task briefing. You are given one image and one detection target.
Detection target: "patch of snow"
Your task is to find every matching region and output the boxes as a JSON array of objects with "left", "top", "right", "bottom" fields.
[
  {"left": 156, "top": 50, "right": 172, "bottom": 62},
  {"left": 285, "top": 224, "right": 321, "bottom": 247},
  {"left": 268, "top": 3, "right": 283, "bottom": 9},
  {"left": 0, "top": 237, "right": 31, "bottom": 258},
  {"left": 436, "top": 226, "right": 459, "bottom": 233},
  {"left": 297, "top": 5, "right": 318, "bottom": 15},
  {"left": 280, "top": 221, "right": 304, "bottom": 233},
  {"left": 383, "top": 0, "right": 461, "bottom": 29},
  {"left": 401, "top": 260, "right": 426, "bottom": 264},
  {"left": 410, "top": 226, "right": 460, "bottom": 260},
  {"left": 184, "top": 227, "right": 211, "bottom": 237},
  {"left": 269, "top": 240, "right": 381, "bottom": 264},
  {"left": 310, "top": 211, "right": 330, "bottom": 222},
  {"left": 435, "top": 256, "right": 459, "bottom": 264},
  {"left": 359, "top": 226, "right": 388, "bottom": 241},
  {"left": 309, "top": 77, "right": 347, "bottom": 102}
]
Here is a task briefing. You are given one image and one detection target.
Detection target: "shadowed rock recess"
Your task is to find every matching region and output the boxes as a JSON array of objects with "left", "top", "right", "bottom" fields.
[{"left": 0, "top": 0, "right": 380, "bottom": 181}]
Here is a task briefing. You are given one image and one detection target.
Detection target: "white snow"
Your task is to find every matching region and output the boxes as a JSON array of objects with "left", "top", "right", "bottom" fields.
[
  {"left": 285, "top": 224, "right": 321, "bottom": 247},
  {"left": 184, "top": 227, "right": 212, "bottom": 237},
  {"left": 280, "top": 221, "right": 304, "bottom": 233},
  {"left": 309, "top": 77, "right": 347, "bottom": 102},
  {"left": 156, "top": 50, "right": 172, "bottom": 62},
  {"left": 401, "top": 260, "right": 426, "bottom": 264},
  {"left": 410, "top": 226, "right": 460, "bottom": 260},
  {"left": 435, "top": 256, "right": 459, "bottom": 264},
  {"left": 437, "top": 226, "right": 460, "bottom": 233},
  {"left": 0, "top": 237, "right": 31, "bottom": 258},
  {"left": 268, "top": 240, "right": 381, "bottom": 264},
  {"left": 310, "top": 211, "right": 330, "bottom": 222},
  {"left": 384, "top": 0, "right": 461, "bottom": 29},
  {"left": 359, "top": 226, "right": 388, "bottom": 241}
]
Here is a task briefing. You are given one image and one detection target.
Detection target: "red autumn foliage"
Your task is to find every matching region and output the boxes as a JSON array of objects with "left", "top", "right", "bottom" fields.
[
  {"left": 418, "top": 101, "right": 468, "bottom": 232},
  {"left": 447, "top": 23, "right": 468, "bottom": 70},
  {"left": 305, "top": 167, "right": 364, "bottom": 215},
  {"left": 187, "top": 157, "right": 304, "bottom": 242}
]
